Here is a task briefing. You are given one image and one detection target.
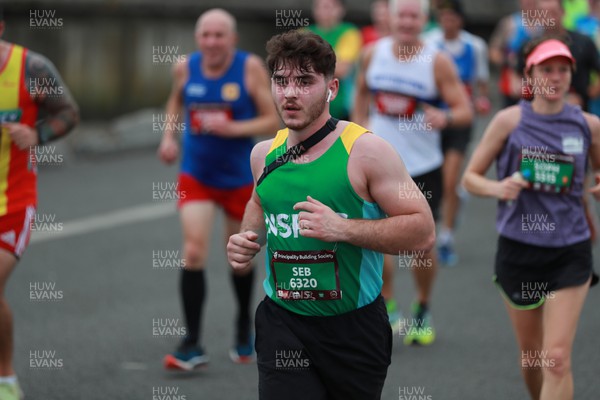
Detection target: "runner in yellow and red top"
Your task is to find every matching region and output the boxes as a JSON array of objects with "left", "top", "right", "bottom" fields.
[{"left": 0, "top": 8, "right": 79, "bottom": 400}]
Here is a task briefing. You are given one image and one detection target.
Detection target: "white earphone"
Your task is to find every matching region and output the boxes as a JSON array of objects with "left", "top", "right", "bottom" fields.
[{"left": 326, "top": 89, "right": 332, "bottom": 103}]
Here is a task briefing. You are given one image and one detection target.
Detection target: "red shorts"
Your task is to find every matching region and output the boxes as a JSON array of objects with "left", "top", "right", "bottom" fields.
[
  {"left": 0, "top": 206, "right": 36, "bottom": 258},
  {"left": 177, "top": 173, "right": 253, "bottom": 221}
]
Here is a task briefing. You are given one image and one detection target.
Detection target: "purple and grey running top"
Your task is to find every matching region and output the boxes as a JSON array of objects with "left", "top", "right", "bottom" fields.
[{"left": 496, "top": 100, "right": 591, "bottom": 247}]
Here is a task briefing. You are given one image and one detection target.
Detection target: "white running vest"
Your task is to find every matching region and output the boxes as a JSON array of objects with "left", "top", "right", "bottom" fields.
[{"left": 366, "top": 37, "right": 443, "bottom": 176}]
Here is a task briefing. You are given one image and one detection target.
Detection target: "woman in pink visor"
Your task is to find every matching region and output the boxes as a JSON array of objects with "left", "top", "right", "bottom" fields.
[{"left": 463, "top": 36, "right": 600, "bottom": 400}]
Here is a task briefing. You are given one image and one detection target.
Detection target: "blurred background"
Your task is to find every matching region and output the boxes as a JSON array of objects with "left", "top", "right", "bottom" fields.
[
  {"left": 2, "top": 0, "right": 509, "bottom": 119},
  {"left": 2, "top": 1, "right": 599, "bottom": 399}
]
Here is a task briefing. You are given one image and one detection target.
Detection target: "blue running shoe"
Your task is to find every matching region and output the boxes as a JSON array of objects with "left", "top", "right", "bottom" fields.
[
  {"left": 230, "top": 335, "right": 255, "bottom": 364},
  {"left": 164, "top": 344, "right": 209, "bottom": 371},
  {"left": 438, "top": 243, "right": 458, "bottom": 267}
]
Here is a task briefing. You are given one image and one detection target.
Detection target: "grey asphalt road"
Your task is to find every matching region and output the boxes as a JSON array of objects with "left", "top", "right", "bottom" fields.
[{"left": 7, "top": 127, "right": 600, "bottom": 400}]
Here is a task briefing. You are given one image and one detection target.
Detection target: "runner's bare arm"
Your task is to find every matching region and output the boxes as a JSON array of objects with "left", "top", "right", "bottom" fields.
[
  {"left": 164, "top": 60, "right": 187, "bottom": 139},
  {"left": 433, "top": 52, "right": 472, "bottom": 129},
  {"left": 473, "top": 37, "right": 492, "bottom": 114},
  {"left": 227, "top": 140, "right": 272, "bottom": 269},
  {"left": 231, "top": 55, "right": 280, "bottom": 137},
  {"left": 584, "top": 113, "right": 600, "bottom": 200},
  {"left": 239, "top": 192, "right": 266, "bottom": 243},
  {"left": 462, "top": 106, "right": 526, "bottom": 200},
  {"left": 488, "top": 16, "right": 511, "bottom": 67},
  {"left": 348, "top": 134, "right": 435, "bottom": 253},
  {"left": 157, "top": 61, "right": 187, "bottom": 164},
  {"left": 295, "top": 134, "right": 435, "bottom": 254},
  {"left": 351, "top": 45, "right": 374, "bottom": 127},
  {"left": 240, "top": 140, "right": 272, "bottom": 242},
  {"left": 26, "top": 51, "right": 79, "bottom": 144},
  {"left": 477, "top": 79, "right": 491, "bottom": 100}
]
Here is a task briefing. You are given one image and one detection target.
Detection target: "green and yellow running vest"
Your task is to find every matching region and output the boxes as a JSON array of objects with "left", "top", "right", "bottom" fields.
[{"left": 257, "top": 122, "right": 386, "bottom": 316}]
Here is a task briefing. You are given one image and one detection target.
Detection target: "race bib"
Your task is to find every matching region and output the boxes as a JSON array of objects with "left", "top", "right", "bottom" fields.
[
  {"left": 519, "top": 149, "right": 574, "bottom": 194},
  {"left": 0, "top": 109, "right": 22, "bottom": 123},
  {"left": 189, "top": 104, "right": 232, "bottom": 134},
  {"left": 271, "top": 250, "right": 341, "bottom": 301},
  {"left": 374, "top": 91, "right": 418, "bottom": 117}
]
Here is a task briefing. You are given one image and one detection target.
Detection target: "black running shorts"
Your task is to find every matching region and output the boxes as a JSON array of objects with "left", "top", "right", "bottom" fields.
[
  {"left": 494, "top": 235, "right": 597, "bottom": 309},
  {"left": 255, "top": 296, "right": 392, "bottom": 400},
  {"left": 412, "top": 167, "right": 442, "bottom": 221},
  {"left": 441, "top": 125, "right": 473, "bottom": 154}
]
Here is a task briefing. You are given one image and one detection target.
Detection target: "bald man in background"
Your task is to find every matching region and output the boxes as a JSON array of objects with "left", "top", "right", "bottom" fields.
[{"left": 157, "top": 8, "right": 279, "bottom": 370}]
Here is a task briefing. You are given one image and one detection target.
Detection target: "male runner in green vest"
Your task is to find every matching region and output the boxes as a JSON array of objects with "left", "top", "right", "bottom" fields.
[{"left": 227, "top": 29, "right": 435, "bottom": 400}]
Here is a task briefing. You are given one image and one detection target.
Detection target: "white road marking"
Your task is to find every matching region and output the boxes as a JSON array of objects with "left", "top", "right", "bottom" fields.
[
  {"left": 121, "top": 361, "right": 148, "bottom": 371},
  {"left": 30, "top": 202, "right": 176, "bottom": 244}
]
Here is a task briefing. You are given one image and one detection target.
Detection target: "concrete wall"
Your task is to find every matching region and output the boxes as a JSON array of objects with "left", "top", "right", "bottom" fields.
[{"left": 1, "top": 0, "right": 518, "bottom": 119}]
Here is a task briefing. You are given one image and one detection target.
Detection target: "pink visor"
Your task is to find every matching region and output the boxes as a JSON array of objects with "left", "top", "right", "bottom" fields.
[{"left": 525, "top": 39, "right": 575, "bottom": 72}]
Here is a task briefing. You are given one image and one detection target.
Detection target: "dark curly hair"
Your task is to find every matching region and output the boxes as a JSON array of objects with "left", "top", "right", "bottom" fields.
[{"left": 266, "top": 30, "right": 336, "bottom": 80}]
